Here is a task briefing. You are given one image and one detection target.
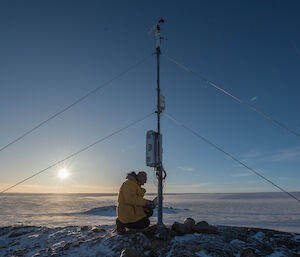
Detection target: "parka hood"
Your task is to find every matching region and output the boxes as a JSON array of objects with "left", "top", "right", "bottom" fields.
[{"left": 126, "top": 174, "right": 137, "bottom": 183}]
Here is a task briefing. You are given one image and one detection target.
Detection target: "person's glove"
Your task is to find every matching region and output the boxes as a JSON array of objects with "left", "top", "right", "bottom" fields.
[
  {"left": 152, "top": 196, "right": 158, "bottom": 207},
  {"left": 145, "top": 200, "right": 155, "bottom": 209}
]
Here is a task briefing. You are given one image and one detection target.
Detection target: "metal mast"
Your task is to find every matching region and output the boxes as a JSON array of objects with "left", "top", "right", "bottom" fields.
[
  {"left": 146, "top": 18, "right": 165, "bottom": 226},
  {"left": 154, "top": 18, "right": 164, "bottom": 225}
]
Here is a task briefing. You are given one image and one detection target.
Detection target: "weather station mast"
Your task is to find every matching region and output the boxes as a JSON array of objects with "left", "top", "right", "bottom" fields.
[{"left": 146, "top": 18, "right": 166, "bottom": 227}]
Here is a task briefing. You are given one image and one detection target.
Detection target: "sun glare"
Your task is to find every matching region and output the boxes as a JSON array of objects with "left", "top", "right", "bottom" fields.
[{"left": 57, "top": 169, "right": 70, "bottom": 180}]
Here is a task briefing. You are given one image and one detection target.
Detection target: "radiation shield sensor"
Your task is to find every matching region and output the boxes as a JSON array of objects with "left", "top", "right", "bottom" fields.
[{"left": 146, "top": 130, "right": 162, "bottom": 167}]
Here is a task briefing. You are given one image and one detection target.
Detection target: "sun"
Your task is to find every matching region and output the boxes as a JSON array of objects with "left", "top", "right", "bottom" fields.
[{"left": 57, "top": 169, "right": 70, "bottom": 180}]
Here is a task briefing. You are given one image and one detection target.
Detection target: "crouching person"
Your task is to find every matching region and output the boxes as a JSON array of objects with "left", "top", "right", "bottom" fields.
[{"left": 116, "top": 171, "right": 155, "bottom": 233}]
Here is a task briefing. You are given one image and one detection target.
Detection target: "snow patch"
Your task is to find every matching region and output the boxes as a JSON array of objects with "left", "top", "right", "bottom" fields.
[
  {"left": 266, "top": 251, "right": 286, "bottom": 257},
  {"left": 195, "top": 250, "right": 212, "bottom": 257},
  {"left": 230, "top": 239, "right": 246, "bottom": 245},
  {"left": 0, "top": 225, "right": 298, "bottom": 256},
  {"left": 172, "top": 233, "right": 200, "bottom": 242}
]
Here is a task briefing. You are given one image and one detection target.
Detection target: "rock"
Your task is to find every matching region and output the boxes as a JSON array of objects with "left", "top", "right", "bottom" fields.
[
  {"left": 63, "top": 242, "right": 72, "bottom": 250},
  {"left": 0, "top": 227, "right": 11, "bottom": 237},
  {"left": 33, "top": 241, "right": 40, "bottom": 247},
  {"left": 9, "top": 230, "right": 30, "bottom": 238},
  {"left": 0, "top": 240, "right": 6, "bottom": 248},
  {"left": 120, "top": 248, "right": 147, "bottom": 257},
  {"left": 1, "top": 224, "right": 298, "bottom": 257},
  {"left": 252, "top": 231, "right": 265, "bottom": 241},
  {"left": 230, "top": 239, "right": 246, "bottom": 249},
  {"left": 91, "top": 226, "right": 101, "bottom": 233},
  {"left": 11, "top": 240, "right": 20, "bottom": 246},
  {"left": 39, "top": 247, "right": 53, "bottom": 253},
  {"left": 78, "top": 240, "right": 85, "bottom": 245},
  {"left": 171, "top": 222, "right": 189, "bottom": 235},
  {"left": 81, "top": 226, "right": 89, "bottom": 231},
  {"left": 154, "top": 225, "right": 171, "bottom": 240},
  {"left": 142, "top": 238, "right": 152, "bottom": 250},
  {"left": 240, "top": 248, "right": 256, "bottom": 257},
  {"left": 142, "top": 224, "right": 157, "bottom": 237},
  {"left": 183, "top": 217, "right": 195, "bottom": 232},
  {"left": 170, "top": 248, "right": 195, "bottom": 257},
  {"left": 14, "top": 248, "right": 27, "bottom": 255},
  {"left": 193, "top": 221, "right": 218, "bottom": 234},
  {"left": 196, "top": 221, "right": 209, "bottom": 227},
  {"left": 73, "top": 241, "right": 80, "bottom": 247}
]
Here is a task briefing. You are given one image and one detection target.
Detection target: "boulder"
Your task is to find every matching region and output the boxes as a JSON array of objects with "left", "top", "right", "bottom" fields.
[
  {"left": 196, "top": 221, "right": 209, "bottom": 227},
  {"left": 183, "top": 217, "right": 195, "bottom": 232},
  {"left": 142, "top": 239, "right": 152, "bottom": 251},
  {"left": 90, "top": 226, "right": 105, "bottom": 233},
  {"left": 80, "top": 226, "right": 89, "bottom": 231},
  {"left": 14, "top": 248, "right": 27, "bottom": 255},
  {"left": 63, "top": 242, "right": 72, "bottom": 250},
  {"left": 9, "top": 230, "right": 30, "bottom": 238},
  {"left": 142, "top": 224, "right": 157, "bottom": 237},
  {"left": 171, "top": 222, "right": 189, "bottom": 235},
  {"left": 193, "top": 221, "right": 218, "bottom": 234},
  {"left": 240, "top": 248, "right": 256, "bottom": 257},
  {"left": 120, "top": 248, "right": 147, "bottom": 257}
]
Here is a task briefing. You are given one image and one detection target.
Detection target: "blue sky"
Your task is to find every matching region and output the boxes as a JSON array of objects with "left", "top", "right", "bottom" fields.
[{"left": 0, "top": 0, "right": 300, "bottom": 193}]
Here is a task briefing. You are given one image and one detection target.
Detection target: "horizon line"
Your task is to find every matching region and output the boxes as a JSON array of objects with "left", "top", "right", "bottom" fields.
[{"left": 1, "top": 191, "right": 299, "bottom": 195}]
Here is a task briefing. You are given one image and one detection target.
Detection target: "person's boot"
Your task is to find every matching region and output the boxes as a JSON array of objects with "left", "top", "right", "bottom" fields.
[{"left": 116, "top": 218, "right": 126, "bottom": 233}]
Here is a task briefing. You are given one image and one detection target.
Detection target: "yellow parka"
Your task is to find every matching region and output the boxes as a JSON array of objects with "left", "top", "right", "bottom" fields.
[{"left": 117, "top": 175, "right": 147, "bottom": 224}]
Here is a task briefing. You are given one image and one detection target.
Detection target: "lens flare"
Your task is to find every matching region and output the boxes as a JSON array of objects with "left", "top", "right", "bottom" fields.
[{"left": 57, "top": 169, "right": 69, "bottom": 180}]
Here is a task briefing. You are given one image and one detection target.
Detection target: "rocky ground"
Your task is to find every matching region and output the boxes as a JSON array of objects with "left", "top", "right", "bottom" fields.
[{"left": 0, "top": 219, "right": 299, "bottom": 257}]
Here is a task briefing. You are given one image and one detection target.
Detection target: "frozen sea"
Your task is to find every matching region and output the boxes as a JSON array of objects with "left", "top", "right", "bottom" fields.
[{"left": 0, "top": 192, "right": 299, "bottom": 233}]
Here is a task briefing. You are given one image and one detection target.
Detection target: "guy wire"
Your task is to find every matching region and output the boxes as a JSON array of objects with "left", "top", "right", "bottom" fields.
[
  {"left": 0, "top": 54, "right": 153, "bottom": 154},
  {"left": 164, "top": 112, "right": 300, "bottom": 204},
  {"left": 0, "top": 112, "right": 154, "bottom": 194},
  {"left": 165, "top": 55, "right": 300, "bottom": 139}
]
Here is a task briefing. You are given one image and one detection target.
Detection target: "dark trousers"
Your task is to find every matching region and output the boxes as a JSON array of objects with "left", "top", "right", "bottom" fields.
[{"left": 123, "top": 208, "right": 153, "bottom": 230}]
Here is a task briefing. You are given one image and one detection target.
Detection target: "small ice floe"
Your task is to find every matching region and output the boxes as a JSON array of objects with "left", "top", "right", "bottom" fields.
[
  {"left": 252, "top": 231, "right": 265, "bottom": 241},
  {"left": 171, "top": 233, "right": 200, "bottom": 243},
  {"left": 153, "top": 206, "right": 189, "bottom": 216},
  {"left": 80, "top": 206, "right": 116, "bottom": 216}
]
